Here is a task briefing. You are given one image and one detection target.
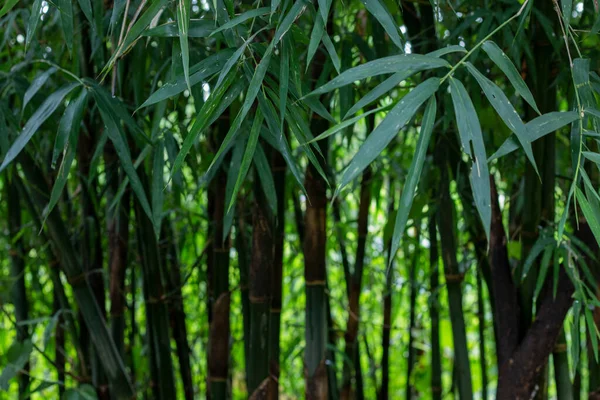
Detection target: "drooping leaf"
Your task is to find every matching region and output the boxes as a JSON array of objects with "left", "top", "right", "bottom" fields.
[
  {"left": 25, "top": 0, "right": 43, "bottom": 50},
  {"left": 52, "top": 89, "right": 88, "bottom": 168},
  {"left": 359, "top": 0, "right": 403, "bottom": 50},
  {"left": 23, "top": 67, "right": 58, "bottom": 112},
  {"left": 228, "top": 111, "right": 263, "bottom": 213},
  {"left": 488, "top": 111, "right": 578, "bottom": 162},
  {"left": 152, "top": 140, "right": 165, "bottom": 239},
  {"left": 0, "top": 339, "right": 33, "bottom": 390},
  {"left": 307, "top": 55, "right": 450, "bottom": 97},
  {"left": 94, "top": 91, "right": 153, "bottom": 221},
  {"left": 223, "top": 138, "right": 246, "bottom": 241},
  {"left": 57, "top": 0, "right": 74, "bottom": 53},
  {"left": 0, "top": 0, "right": 19, "bottom": 18},
  {"left": 144, "top": 19, "right": 215, "bottom": 37},
  {"left": 0, "top": 82, "right": 80, "bottom": 172},
  {"left": 481, "top": 40, "right": 540, "bottom": 114},
  {"left": 344, "top": 71, "right": 410, "bottom": 119},
  {"left": 388, "top": 96, "right": 436, "bottom": 266},
  {"left": 215, "top": 28, "right": 267, "bottom": 91},
  {"left": 427, "top": 45, "right": 467, "bottom": 57},
  {"left": 254, "top": 144, "right": 277, "bottom": 215},
  {"left": 561, "top": 0, "right": 572, "bottom": 28},
  {"left": 465, "top": 62, "right": 538, "bottom": 174},
  {"left": 177, "top": 0, "right": 192, "bottom": 94},
  {"left": 138, "top": 49, "right": 234, "bottom": 109},
  {"left": 575, "top": 187, "right": 600, "bottom": 246},
  {"left": 449, "top": 77, "right": 491, "bottom": 241},
  {"left": 77, "top": 0, "right": 93, "bottom": 25},
  {"left": 211, "top": 7, "right": 271, "bottom": 35},
  {"left": 337, "top": 77, "right": 441, "bottom": 195},
  {"left": 520, "top": 236, "right": 556, "bottom": 284}
]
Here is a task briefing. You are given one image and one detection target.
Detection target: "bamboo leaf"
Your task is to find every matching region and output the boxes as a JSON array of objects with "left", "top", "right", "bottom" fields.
[
  {"left": 388, "top": 96, "right": 436, "bottom": 266},
  {"left": 465, "top": 62, "right": 538, "bottom": 175},
  {"left": 138, "top": 49, "right": 234, "bottom": 109},
  {"left": 254, "top": 144, "right": 277, "bottom": 215},
  {"left": 279, "top": 37, "right": 290, "bottom": 130},
  {"left": 215, "top": 28, "right": 267, "bottom": 91},
  {"left": 586, "top": 307, "right": 599, "bottom": 362},
  {"left": 170, "top": 70, "right": 237, "bottom": 178},
  {"left": 344, "top": 71, "right": 410, "bottom": 119},
  {"left": 228, "top": 111, "right": 263, "bottom": 213},
  {"left": 144, "top": 19, "right": 215, "bottom": 37},
  {"left": 359, "top": 0, "right": 403, "bottom": 50},
  {"left": 520, "top": 236, "right": 556, "bottom": 284},
  {"left": 23, "top": 67, "right": 58, "bottom": 111},
  {"left": 0, "top": 339, "right": 33, "bottom": 390},
  {"left": 152, "top": 140, "right": 165, "bottom": 239},
  {"left": 575, "top": 187, "right": 600, "bottom": 246},
  {"left": 211, "top": 7, "right": 271, "bottom": 35},
  {"left": 533, "top": 246, "right": 553, "bottom": 301},
  {"left": 223, "top": 138, "right": 246, "bottom": 241},
  {"left": 94, "top": 92, "right": 153, "bottom": 221},
  {"left": 57, "top": 0, "right": 74, "bottom": 53},
  {"left": 427, "top": 45, "right": 468, "bottom": 57},
  {"left": 272, "top": 0, "right": 306, "bottom": 46},
  {"left": 0, "top": 0, "right": 19, "bottom": 18},
  {"left": 337, "top": 77, "right": 441, "bottom": 195},
  {"left": 0, "top": 82, "right": 79, "bottom": 172},
  {"left": 561, "top": 0, "right": 572, "bottom": 27},
  {"left": 488, "top": 111, "right": 578, "bottom": 162},
  {"left": 177, "top": 0, "right": 192, "bottom": 94},
  {"left": 449, "top": 77, "right": 491, "bottom": 241},
  {"left": 481, "top": 40, "right": 540, "bottom": 114},
  {"left": 77, "top": 0, "right": 93, "bottom": 25},
  {"left": 322, "top": 31, "right": 341, "bottom": 74},
  {"left": 306, "top": 55, "right": 449, "bottom": 97},
  {"left": 52, "top": 89, "right": 88, "bottom": 168},
  {"left": 205, "top": 45, "right": 274, "bottom": 179},
  {"left": 25, "top": 0, "right": 43, "bottom": 50}
]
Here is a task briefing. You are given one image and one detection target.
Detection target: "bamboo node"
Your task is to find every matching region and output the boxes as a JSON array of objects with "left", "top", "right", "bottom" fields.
[
  {"left": 249, "top": 295, "right": 269, "bottom": 303},
  {"left": 270, "top": 308, "right": 282, "bottom": 313},
  {"left": 444, "top": 273, "right": 464, "bottom": 283},
  {"left": 305, "top": 280, "right": 326, "bottom": 286},
  {"left": 209, "top": 376, "right": 227, "bottom": 382}
]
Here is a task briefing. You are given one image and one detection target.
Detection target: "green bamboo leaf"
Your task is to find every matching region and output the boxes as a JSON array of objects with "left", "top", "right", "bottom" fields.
[
  {"left": 520, "top": 236, "right": 556, "bottom": 284},
  {"left": 254, "top": 144, "right": 277, "bottom": 215},
  {"left": 575, "top": 187, "right": 600, "bottom": 246},
  {"left": 533, "top": 246, "right": 553, "bottom": 301},
  {"left": 77, "top": 0, "right": 93, "bottom": 25},
  {"left": 322, "top": 32, "right": 341, "bottom": 74},
  {"left": 0, "top": 0, "right": 19, "bottom": 18},
  {"left": 43, "top": 310, "right": 64, "bottom": 350},
  {"left": 344, "top": 71, "right": 413, "bottom": 119},
  {"left": 228, "top": 111, "right": 263, "bottom": 213},
  {"left": 57, "top": 0, "right": 74, "bottom": 53},
  {"left": 144, "top": 19, "right": 214, "bottom": 37},
  {"left": 52, "top": 89, "right": 88, "bottom": 169},
  {"left": 205, "top": 45, "right": 274, "bottom": 179},
  {"left": 211, "top": 7, "right": 271, "bottom": 35},
  {"left": 0, "top": 82, "right": 79, "bottom": 172},
  {"left": 272, "top": 0, "right": 306, "bottom": 46},
  {"left": 279, "top": 37, "right": 290, "bottom": 130},
  {"left": 152, "top": 140, "right": 165, "bottom": 240},
  {"left": 223, "top": 138, "right": 246, "bottom": 241},
  {"left": 427, "top": 45, "right": 468, "bottom": 57},
  {"left": 108, "top": 144, "right": 152, "bottom": 213},
  {"left": 337, "top": 77, "right": 441, "bottom": 195},
  {"left": 94, "top": 93, "right": 153, "bottom": 221},
  {"left": 449, "top": 77, "right": 491, "bottom": 241},
  {"left": 465, "top": 62, "right": 538, "bottom": 175},
  {"left": 481, "top": 41, "right": 540, "bottom": 114},
  {"left": 177, "top": 0, "right": 192, "bottom": 94},
  {"left": 306, "top": 6, "right": 326, "bottom": 68},
  {"left": 308, "top": 104, "right": 391, "bottom": 144},
  {"left": 561, "top": 0, "right": 572, "bottom": 27},
  {"left": 22, "top": 67, "right": 58, "bottom": 111},
  {"left": 138, "top": 49, "right": 234, "bottom": 109},
  {"left": 359, "top": 0, "right": 403, "bottom": 49},
  {"left": 170, "top": 70, "right": 238, "bottom": 178},
  {"left": 306, "top": 55, "right": 450, "bottom": 97},
  {"left": 388, "top": 96, "right": 436, "bottom": 266},
  {"left": 586, "top": 307, "right": 600, "bottom": 362},
  {"left": 0, "top": 339, "right": 33, "bottom": 390},
  {"left": 102, "top": 0, "right": 170, "bottom": 77},
  {"left": 488, "top": 111, "right": 578, "bottom": 162},
  {"left": 25, "top": 0, "right": 43, "bottom": 50},
  {"left": 215, "top": 28, "right": 267, "bottom": 91}
]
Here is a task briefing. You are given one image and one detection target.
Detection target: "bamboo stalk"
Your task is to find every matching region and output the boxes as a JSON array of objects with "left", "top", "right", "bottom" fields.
[
  {"left": 552, "top": 329, "right": 573, "bottom": 399},
  {"left": 436, "top": 145, "right": 473, "bottom": 400},
  {"left": 6, "top": 177, "right": 30, "bottom": 395},
  {"left": 428, "top": 214, "right": 442, "bottom": 400},
  {"left": 476, "top": 267, "right": 488, "bottom": 399},
  {"left": 406, "top": 227, "right": 421, "bottom": 400},
  {"left": 235, "top": 206, "right": 252, "bottom": 390}
]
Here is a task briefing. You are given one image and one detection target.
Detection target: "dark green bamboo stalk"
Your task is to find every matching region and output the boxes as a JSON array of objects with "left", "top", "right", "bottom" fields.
[
  {"left": 406, "top": 227, "right": 421, "bottom": 400},
  {"left": 436, "top": 146, "right": 473, "bottom": 400},
  {"left": 553, "top": 329, "right": 573, "bottom": 399},
  {"left": 17, "top": 153, "right": 133, "bottom": 398},
  {"left": 476, "top": 267, "right": 488, "bottom": 399},
  {"left": 428, "top": 214, "right": 442, "bottom": 400},
  {"left": 248, "top": 172, "right": 274, "bottom": 395},
  {"left": 53, "top": 287, "right": 66, "bottom": 398},
  {"left": 208, "top": 117, "right": 232, "bottom": 400},
  {"left": 379, "top": 179, "right": 395, "bottom": 400},
  {"left": 269, "top": 150, "right": 286, "bottom": 398},
  {"left": 341, "top": 167, "right": 372, "bottom": 400},
  {"left": 133, "top": 169, "right": 176, "bottom": 400},
  {"left": 235, "top": 206, "right": 252, "bottom": 390},
  {"left": 6, "top": 177, "right": 30, "bottom": 396},
  {"left": 163, "top": 221, "right": 194, "bottom": 400}
]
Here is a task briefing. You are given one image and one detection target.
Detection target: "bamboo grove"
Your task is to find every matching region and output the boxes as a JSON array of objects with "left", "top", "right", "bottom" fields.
[{"left": 2, "top": 0, "right": 600, "bottom": 398}]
